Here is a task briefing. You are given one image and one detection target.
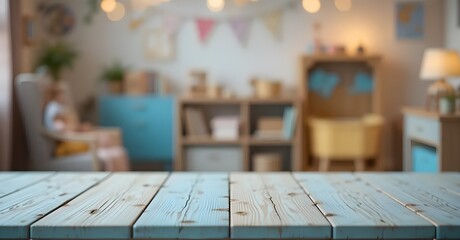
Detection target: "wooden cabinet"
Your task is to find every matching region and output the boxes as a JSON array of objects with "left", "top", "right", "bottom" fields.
[
  {"left": 99, "top": 95, "right": 175, "bottom": 166},
  {"left": 403, "top": 108, "right": 460, "bottom": 172},
  {"left": 298, "top": 54, "right": 383, "bottom": 170}
]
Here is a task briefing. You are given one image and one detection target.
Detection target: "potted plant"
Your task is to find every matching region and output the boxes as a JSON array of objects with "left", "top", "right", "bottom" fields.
[
  {"left": 439, "top": 93, "right": 456, "bottom": 114},
  {"left": 100, "top": 62, "right": 127, "bottom": 94},
  {"left": 36, "top": 41, "right": 78, "bottom": 82}
]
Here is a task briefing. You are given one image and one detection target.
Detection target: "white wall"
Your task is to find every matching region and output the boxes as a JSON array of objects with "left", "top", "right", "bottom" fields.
[
  {"left": 445, "top": 0, "right": 460, "bottom": 85},
  {"left": 36, "top": 0, "right": 446, "bottom": 169},
  {"left": 446, "top": 0, "right": 460, "bottom": 51}
]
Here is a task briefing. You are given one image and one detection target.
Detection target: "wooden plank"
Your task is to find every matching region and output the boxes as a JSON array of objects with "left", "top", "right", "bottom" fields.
[
  {"left": 230, "top": 173, "right": 330, "bottom": 239},
  {"left": 407, "top": 173, "right": 460, "bottom": 196},
  {"left": 360, "top": 173, "right": 460, "bottom": 239},
  {"left": 0, "top": 172, "right": 19, "bottom": 182},
  {"left": 134, "top": 173, "right": 229, "bottom": 239},
  {"left": 0, "top": 172, "right": 54, "bottom": 197},
  {"left": 0, "top": 172, "right": 108, "bottom": 239},
  {"left": 31, "top": 172, "right": 168, "bottom": 239},
  {"left": 293, "top": 173, "right": 435, "bottom": 239}
]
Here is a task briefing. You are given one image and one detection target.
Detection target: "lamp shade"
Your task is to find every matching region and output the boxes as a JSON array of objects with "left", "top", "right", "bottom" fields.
[{"left": 420, "top": 49, "right": 460, "bottom": 80}]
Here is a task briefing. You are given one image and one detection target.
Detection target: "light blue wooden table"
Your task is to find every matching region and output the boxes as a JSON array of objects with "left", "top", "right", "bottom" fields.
[{"left": 0, "top": 172, "right": 459, "bottom": 239}]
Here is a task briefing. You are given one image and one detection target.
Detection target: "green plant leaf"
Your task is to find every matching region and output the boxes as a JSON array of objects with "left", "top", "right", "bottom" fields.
[
  {"left": 36, "top": 41, "right": 78, "bottom": 81},
  {"left": 100, "top": 62, "right": 128, "bottom": 82}
]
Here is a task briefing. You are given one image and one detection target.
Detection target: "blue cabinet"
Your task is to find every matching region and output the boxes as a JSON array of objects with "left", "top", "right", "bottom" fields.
[
  {"left": 99, "top": 95, "right": 175, "bottom": 164},
  {"left": 403, "top": 108, "right": 460, "bottom": 172}
]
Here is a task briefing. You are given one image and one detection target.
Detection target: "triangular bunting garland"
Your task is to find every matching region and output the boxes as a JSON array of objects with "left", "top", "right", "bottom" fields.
[
  {"left": 162, "top": 14, "right": 183, "bottom": 36},
  {"left": 229, "top": 18, "right": 251, "bottom": 46},
  {"left": 196, "top": 18, "right": 215, "bottom": 43},
  {"left": 262, "top": 10, "right": 283, "bottom": 39},
  {"left": 234, "top": 0, "right": 249, "bottom": 7}
]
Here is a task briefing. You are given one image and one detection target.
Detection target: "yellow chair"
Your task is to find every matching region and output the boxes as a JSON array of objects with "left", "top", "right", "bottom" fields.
[{"left": 308, "top": 114, "right": 384, "bottom": 171}]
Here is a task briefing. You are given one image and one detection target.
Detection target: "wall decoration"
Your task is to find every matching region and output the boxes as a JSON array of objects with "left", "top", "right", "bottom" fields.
[
  {"left": 100, "top": 1, "right": 296, "bottom": 46},
  {"left": 163, "top": 14, "right": 183, "bottom": 35},
  {"left": 395, "top": 1, "right": 424, "bottom": 39},
  {"left": 129, "top": 18, "right": 145, "bottom": 30},
  {"left": 144, "top": 29, "right": 174, "bottom": 61},
  {"left": 262, "top": 10, "right": 283, "bottom": 39},
  {"left": 42, "top": 3, "right": 76, "bottom": 36},
  {"left": 349, "top": 72, "right": 374, "bottom": 94},
  {"left": 22, "top": 15, "right": 37, "bottom": 46},
  {"left": 309, "top": 69, "right": 340, "bottom": 99},
  {"left": 229, "top": 18, "right": 251, "bottom": 45},
  {"left": 234, "top": 0, "right": 249, "bottom": 7},
  {"left": 196, "top": 19, "right": 215, "bottom": 43},
  {"left": 83, "top": 0, "right": 99, "bottom": 25}
]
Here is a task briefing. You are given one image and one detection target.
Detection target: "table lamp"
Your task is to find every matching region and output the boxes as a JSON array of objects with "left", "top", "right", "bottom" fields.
[{"left": 420, "top": 49, "right": 460, "bottom": 111}]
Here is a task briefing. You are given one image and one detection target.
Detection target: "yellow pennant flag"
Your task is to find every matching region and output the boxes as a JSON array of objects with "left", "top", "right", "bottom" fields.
[{"left": 262, "top": 10, "right": 283, "bottom": 40}]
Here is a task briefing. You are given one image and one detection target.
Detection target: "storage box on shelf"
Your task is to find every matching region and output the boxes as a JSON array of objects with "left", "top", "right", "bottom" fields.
[{"left": 175, "top": 97, "right": 303, "bottom": 171}]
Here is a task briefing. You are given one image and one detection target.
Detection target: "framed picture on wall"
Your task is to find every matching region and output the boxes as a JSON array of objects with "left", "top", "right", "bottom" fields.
[
  {"left": 22, "top": 15, "right": 37, "bottom": 46},
  {"left": 395, "top": 1, "right": 424, "bottom": 39},
  {"left": 143, "top": 29, "right": 175, "bottom": 61}
]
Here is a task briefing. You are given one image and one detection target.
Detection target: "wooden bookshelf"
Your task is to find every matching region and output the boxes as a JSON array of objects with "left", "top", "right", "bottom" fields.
[{"left": 175, "top": 97, "right": 303, "bottom": 171}]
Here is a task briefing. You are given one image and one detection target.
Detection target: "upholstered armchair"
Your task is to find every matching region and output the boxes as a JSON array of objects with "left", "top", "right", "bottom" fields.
[{"left": 16, "top": 73, "right": 126, "bottom": 171}]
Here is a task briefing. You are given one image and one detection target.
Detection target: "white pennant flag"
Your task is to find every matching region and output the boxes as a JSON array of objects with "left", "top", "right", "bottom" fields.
[
  {"left": 162, "top": 14, "right": 183, "bottom": 36},
  {"left": 262, "top": 10, "right": 283, "bottom": 39}
]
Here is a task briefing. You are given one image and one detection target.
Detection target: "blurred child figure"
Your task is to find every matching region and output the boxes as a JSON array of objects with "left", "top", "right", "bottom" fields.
[{"left": 43, "top": 84, "right": 130, "bottom": 171}]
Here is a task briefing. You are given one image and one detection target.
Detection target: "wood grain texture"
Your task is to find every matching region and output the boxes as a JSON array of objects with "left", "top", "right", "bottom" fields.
[
  {"left": 0, "top": 172, "right": 19, "bottom": 182},
  {"left": 407, "top": 173, "right": 460, "bottom": 196},
  {"left": 0, "top": 172, "right": 54, "bottom": 197},
  {"left": 134, "top": 173, "right": 229, "bottom": 239},
  {"left": 0, "top": 172, "right": 108, "bottom": 239},
  {"left": 360, "top": 173, "right": 460, "bottom": 239},
  {"left": 230, "top": 172, "right": 330, "bottom": 239},
  {"left": 293, "top": 173, "right": 435, "bottom": 239},
  {"left": 31, "top": 173, "right": 168, "bottom": 239}
]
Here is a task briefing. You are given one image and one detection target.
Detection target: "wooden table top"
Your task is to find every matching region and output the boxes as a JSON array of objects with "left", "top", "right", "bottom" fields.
[{"left": 0, "top": 172, "right": 459, "bottom": 239}]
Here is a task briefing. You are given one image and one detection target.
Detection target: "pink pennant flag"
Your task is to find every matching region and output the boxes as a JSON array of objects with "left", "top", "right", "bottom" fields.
[
  {"left": 229, "top": 18, "right": 251, "bottom": 46},
  {"left": 162, "top": 14, "right": 182, "bottom": 36},
  {"left": 196, "top": 19, "right": 215, "bottom": 43}
]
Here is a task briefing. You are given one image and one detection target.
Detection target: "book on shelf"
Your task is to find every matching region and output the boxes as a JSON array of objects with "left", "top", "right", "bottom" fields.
[
  {"left": 252, "top": 107, "right": 297, "bottom": 140},
  {"left": 257, "top": 117, "right": 283, "bottom": 131},
  {"left": 184, "top": 107, "right": 209, "bottom": 137},
  {"left": 282, "top": 106, "right": 297, "bottom": 139}
]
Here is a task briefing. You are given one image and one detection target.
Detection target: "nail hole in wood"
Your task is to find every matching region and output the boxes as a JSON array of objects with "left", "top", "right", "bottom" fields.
[
  {"left": 213, "top": 208, "right": 229, "bottom": 212},
  {"left": 181, "top": 220, "right": 195, "bottom": 224}
]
